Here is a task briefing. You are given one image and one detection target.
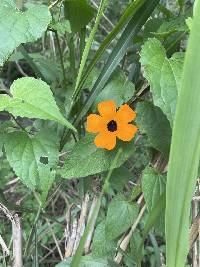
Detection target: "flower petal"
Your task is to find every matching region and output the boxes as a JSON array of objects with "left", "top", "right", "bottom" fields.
[
  {"left": 98, "top": 100, "right": 116, "bottom": 119},
  {"left": 94, "top": 131, "right": 116, "bottom": 150},
  {"left": 116, "top": 104, "right": 136, "bottom": 123},
  {"left": 86, "top": 114, "right": 105, "bottom": 133},
  {"left": 116, "top": 123, "right": 138, "bottom": 141}
]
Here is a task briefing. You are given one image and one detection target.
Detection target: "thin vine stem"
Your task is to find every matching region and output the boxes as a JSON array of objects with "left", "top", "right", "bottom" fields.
[
  {"left": 10, "top": 115, "right": 29, "bottom": 135},
  {"left": 54, "top": 31, "right": 67, "bottom": 87}
]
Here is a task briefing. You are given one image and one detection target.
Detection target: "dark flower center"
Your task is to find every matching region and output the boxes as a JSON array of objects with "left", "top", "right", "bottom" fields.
[{"left": 107, "top": 120, "right": 117, "bottom": 132}]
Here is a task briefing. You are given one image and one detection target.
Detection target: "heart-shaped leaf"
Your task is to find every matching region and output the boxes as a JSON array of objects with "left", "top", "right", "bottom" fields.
[{"left": 0, "top": 77, "right": 76, "bottom": 131}]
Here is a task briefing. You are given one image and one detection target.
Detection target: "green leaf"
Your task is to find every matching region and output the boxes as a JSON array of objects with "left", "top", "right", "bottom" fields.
[
  {"left": 60, "top": 134, "right": 135, "bottom": 179},
  {"left": 86, "top": 68, "right": 135, "bottom": 109},
  {"left": 140, "top": 38, "right": 184, "bottom": 126},
  {"left": 50, "top": 20, "right": 72, "bottom": 36},
  {"left": 64, "top": 0, "right": 94, "bottom": 32},
  {"left": 130, "top": 230, "right": 143, "bottom": 264},
  {"left": 109, "top": 166, "right": 133, "bottom": 192},
  {"left": 33, "top": 56, "right": 60, "bottom": 84},
  {"left": 152, "top": 15, "right": 188, "bottom": 38},
  {"left": 93, "top": 69, "right": 135, "bottom": 108},
  {"left": 4, "top": 130, "right": 59, "bottom": 195},
  {"left": 136, "top": 101, "right": 172, "bottom": 156},
  {"left": 92, "top": 221, "right": 116, "bottom": 258},
  {"left": 105, "top": 195, "right": 139, "bottom": 240},
  {"left": 143, "top": 18, "right": 164, "bottom": 39},
  {"left": 56, "top": 255, "right": 109, "bottom": 267},
  {"left": 0, "top": 121, "right": 13, "bottom": 152},
  {"left": 142, "top": 167, "right": 166, "bottom": 211},
  {"left": 1, "top": 77, "right": 76, "bottom": 131},
  {"left": 143, "top": 14, "right": 189, "bottom": 39},
  {"left": 166, "top": 1, "right": 200, "bottom": 266},
  {"left": 186, "top": 17, "right": 193, "bottom": 31},
  {"left": 0, "top": 95, "right": 10, "bottom": 111},
  {"left": 0, "top": 0, "right": 51, "bottom": 66},
  {"left": 142, "top": 167, "right": 166, "bottom": 234}
]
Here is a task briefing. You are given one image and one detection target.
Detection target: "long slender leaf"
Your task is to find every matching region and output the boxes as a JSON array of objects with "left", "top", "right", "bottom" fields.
[
  {"left": 73, "top": 0, "right": 108, "bottom": 99},
  {"left": 165, "top": 1, "right": 200, "bottom": 266}
]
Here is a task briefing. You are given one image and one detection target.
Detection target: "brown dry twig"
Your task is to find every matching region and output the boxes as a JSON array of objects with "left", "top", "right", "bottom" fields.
[
  {"left": 73, "top": 194, "right": 90, "bottom": 254},
  {"left": 0, "top": 202, "right": 22, "bottom": 267},
  {"left": 0, "top": 234, "right": 10, "bottom": 256},
  {"left": 12, "top": 214, "right": 22, "bottom": 267},
  {"left": 46, "top": 218, "right": 64, "bottom": 260},
  {"left": 84, "top": 196, "right": 100, "bottom": 254}
]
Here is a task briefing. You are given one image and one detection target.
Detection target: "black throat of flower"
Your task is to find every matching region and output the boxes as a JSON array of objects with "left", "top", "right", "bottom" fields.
[{"left": 107, "top": 120, "right": 117, "bottom": 132}]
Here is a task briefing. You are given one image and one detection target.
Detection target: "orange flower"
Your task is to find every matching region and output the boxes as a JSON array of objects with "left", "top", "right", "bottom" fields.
[{"left": 86, "top": 100, "right": 138, "bottom": 150}]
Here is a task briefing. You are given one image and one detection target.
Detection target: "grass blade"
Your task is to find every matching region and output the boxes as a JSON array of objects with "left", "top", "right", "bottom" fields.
[
  {"left": 165, "top": 1, "right": 200, "bottom": 266},
  {"left": 73, "top": 0, "right": 108, "bottom": 99}
]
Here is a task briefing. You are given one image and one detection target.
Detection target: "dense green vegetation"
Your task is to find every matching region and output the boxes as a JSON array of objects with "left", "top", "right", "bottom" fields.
[{"left": 0, "top": 0, "right": 199, "bottom": 266}]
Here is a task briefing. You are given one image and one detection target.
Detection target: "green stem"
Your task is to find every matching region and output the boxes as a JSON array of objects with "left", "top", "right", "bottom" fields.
[
  {"left": 55, "top": 31, "right": 67, "bottom": 87},
  {"left": 18, "top": 45, "right": 46, "bottom": 81},
  {"left": 11, "top": 115, "right": 29, "bottom": 135},
  {"left": 68, "top": 36, "right": 76, "bottom": 82},
  {"left": 24, "top": 205, "right": 42, "bottom": 257}
]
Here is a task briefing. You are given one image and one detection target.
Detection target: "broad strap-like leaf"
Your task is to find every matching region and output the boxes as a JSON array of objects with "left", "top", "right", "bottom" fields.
[
  {"left": 166, "top": 1, "right": 200, "bottom": 266},
  {"left": 0, "top": 77, "right": 76, "bottom": 131},
  {"left": 140, "top": 38, "right": 184, "bottom": 126},
  {"left": 60, "top": 134, "right": 135, "bottom": 179},
  {"left": 0, "top": 0, "right": 51, "bottom": 66}
]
